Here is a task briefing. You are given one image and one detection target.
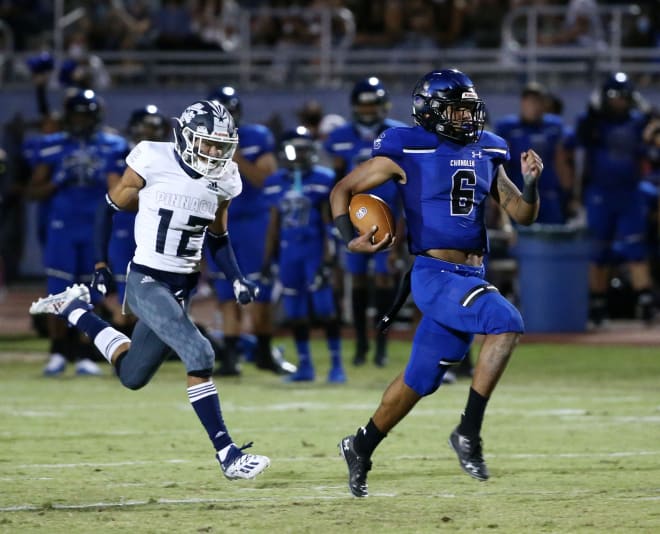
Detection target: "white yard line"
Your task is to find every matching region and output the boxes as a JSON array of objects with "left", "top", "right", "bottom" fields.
[
  {"left": 2, "top": 487, "right": 658, "bottom": 513},
  {"left": 6, "top": 450, "right": 660, "bottom": 471}
]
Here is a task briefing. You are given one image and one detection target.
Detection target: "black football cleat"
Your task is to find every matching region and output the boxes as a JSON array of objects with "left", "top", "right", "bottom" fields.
[
  {"left": 448, "top": 428, "right": 489, "bottom": 481},
  {"left": 352, "top": 341, "right": 369, "bottom": 367},
  {"left": 256, "top": 346, "right": 296, "bottom": 375},
  {"left": 339, "top": 435, "right": 372, "bottom": 497}
]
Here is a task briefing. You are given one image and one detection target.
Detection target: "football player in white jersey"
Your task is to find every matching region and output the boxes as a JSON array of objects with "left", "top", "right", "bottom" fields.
[{"left": 29, "top": 100, "right": 271, "bottom": 481}]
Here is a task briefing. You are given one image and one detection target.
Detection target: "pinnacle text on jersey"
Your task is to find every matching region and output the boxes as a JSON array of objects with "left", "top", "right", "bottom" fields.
[{"left": 156, "top": 191, "right": 216, "bottom": 217}]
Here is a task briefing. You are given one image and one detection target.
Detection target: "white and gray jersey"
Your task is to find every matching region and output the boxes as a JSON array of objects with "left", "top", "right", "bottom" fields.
[{"left": 126, "top": 141, "right": 242, "bottom": 274}]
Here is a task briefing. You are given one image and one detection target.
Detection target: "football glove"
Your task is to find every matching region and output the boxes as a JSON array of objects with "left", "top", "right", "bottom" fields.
[
  {"left": 91, "top": 265, "right": 116, "bottom": 296},
  {"left": 308, "top": 261, "right": 334, "bottom": 292},
  {"left": 259, "top": 263, "right": 275, "bottom": 286},
  {"left": 233, "top": 278, "right": 259, "bottom": 305}
]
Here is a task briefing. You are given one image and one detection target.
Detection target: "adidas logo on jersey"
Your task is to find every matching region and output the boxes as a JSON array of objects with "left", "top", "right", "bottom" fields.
[
  {"left": 140, "top": 275, "right": 155, "bottom": 284},
  {"left": 206, "top": 180, "right": 221, "bottom": 192}
]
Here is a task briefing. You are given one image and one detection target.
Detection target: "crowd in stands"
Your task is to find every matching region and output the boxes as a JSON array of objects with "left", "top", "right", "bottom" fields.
[{"left": 2, "top": 1, "right": 659, "bottom": 55}]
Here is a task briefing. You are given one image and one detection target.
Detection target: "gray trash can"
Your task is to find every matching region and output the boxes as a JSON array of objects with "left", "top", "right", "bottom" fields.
[{"left": 512, "top": 224, "right": 589, "bottom": 333}]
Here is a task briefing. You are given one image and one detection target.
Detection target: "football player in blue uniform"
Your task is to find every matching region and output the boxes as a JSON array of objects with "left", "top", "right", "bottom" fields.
[
  {"left": 324, "top": 77, "right": 406, "bottom": 367},
  {"left": 331, "top": 69, "right": 544, "bottom": 497},
  {"left": 575, "top": 72, "right": 655, "bottom": 325},
  {"left": 206, "top": 86, "right": 294, "bottom": 376},
  {"left": 262, "top": 127, "right": 346, "bottom": 383},
  {"left": 495, "top": 82, "right": 574, "bottom": 224},
  {"left": 29, "top": 100, "right": 271, "bottom": 481},
  {"left": 26, "top": 89, "right": 129, "bottom": 377}
]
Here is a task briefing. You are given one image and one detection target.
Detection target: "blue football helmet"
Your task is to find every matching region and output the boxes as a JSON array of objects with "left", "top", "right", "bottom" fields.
[
  {"left": 127, "top": 105, "right": 170, "bottom": 144},
  {"left": 278, "top": 126, "right": 318, "bottom": 172},
  {"left": 64, "top": 88, "right": 102, "bottom": 138},
  {"left": 208, "top": 86, "right": 242, "bottom": 125},
  {"left": 173, "top": 100, "right": 238, "bottom": 179},
  {"left": 601, "top": 72, "right": 635, "bottom": 117},
  {"left": 351, "top": 77, "right": 391, "bottom": 127},
  {"left": 411, "top": 69, "right": 486, "bottom": 144}
]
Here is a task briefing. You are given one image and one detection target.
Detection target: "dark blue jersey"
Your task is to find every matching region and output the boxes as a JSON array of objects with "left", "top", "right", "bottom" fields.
[
  {"left": 324, "top": 118, "right": 405, "bottom": 211},
  {"left": 34, "top": 131, "right": 128, "bottom": 226},
  {"left": 494, "top": 113, "right": 564, "bottom": 194},
  {"left": 373, "top": 126, "right": 509, "bottom": 254},
  {"left": 575, "top": 109, "right": 647, "bottom": 190},
  {"left": 228, "top": 123, "right": 275, "bottom": 218},
  {"left": 263, "top": 165, "right": 335, "bottom": 245}
]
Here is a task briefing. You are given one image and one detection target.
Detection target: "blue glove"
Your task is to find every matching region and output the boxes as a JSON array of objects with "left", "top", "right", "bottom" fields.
[
  {"left": 91, "top": 265, "right": 116, "bottom": 296},
  {"left": 233, "top": 278, "right": 259, "bottom": 305}
]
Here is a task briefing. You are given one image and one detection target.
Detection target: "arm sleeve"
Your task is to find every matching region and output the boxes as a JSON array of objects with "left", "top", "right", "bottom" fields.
[
  {"left": 94, "top": 193, "right": 120, "bottom": 264},
  {"left": 206, "top": 230, "right": 243, "bottom": 282}
]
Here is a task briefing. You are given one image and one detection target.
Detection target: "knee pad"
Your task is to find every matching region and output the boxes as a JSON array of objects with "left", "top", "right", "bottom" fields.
[
  {"left": 283, "top": 293, "right": 308, "bottom": 320},
  {"left": 404, "top": 316, "right": 473, "bottom": 396},
  {"left": 311, "top": 287, "right": 336, "bottom": 318},
  {"left": 480, "top": 294, "right": 525, "bottom": 334}
]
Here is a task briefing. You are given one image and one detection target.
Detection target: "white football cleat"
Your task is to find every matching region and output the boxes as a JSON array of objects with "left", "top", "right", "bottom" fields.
[
  {"left": 75, "top": 358, "right": 103, "bottom": 376},
  {"left": 218, "top": 443, "right": 270, "bottom": 480},
  {"left": 29, "top": 284, "right": 91, "bottom": 316},
  {"left": 43, "top": 353, "right": 67, "bottom": 377}
]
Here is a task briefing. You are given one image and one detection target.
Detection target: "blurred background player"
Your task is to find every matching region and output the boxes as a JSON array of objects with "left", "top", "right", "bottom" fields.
[
  {"left": 26, "top": 88, "right": 128, "bottom": 376},
  {"left": 495, "top": 82, "right": 575, "bottom": 225},
  {"left": 575, "top": 72, "right": 655, "bottom": 326},
  {"left": 206, "top": 85, "right": 294, "bottom": 376},
  {"left": 324, "top": 77, "right": 405, "bottom": 367},
  {"left": 262, "top": 127, "right": 346, "bottom": 383}
]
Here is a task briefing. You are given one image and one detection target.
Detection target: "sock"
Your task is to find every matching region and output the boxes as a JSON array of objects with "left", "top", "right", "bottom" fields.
[
  {"left": 353, "top": 418, "right": 386, "bottom": 458},
  {"left": 325, "top": 320, "right": 341, "bottom": 368},
  {"left": 187, "top": 381, "right": 233, "bottom": 452},
  {"left": 50, "top": 337, "right": 73, "bottom": 362},
  {"left": 352, "top": 287, "right": 369, "bottom": 351},
  {"left": 223, "top": 335, "right": 240, "bottom": 364},
  {"left": 636, "top": 288, "right": 655, "bottom": 320},
  {"left": 293, "top": 324, "right": 311, "bottom": 366},
  {"left": 458, "top": 387, "right": 489, "bottom": 438},
  {"left": 256, "top": 334, "right": 272, "bottom": 365},
  {"left": 373, "top": 287, "right": 393, "bottom": 326},
  {"left": 66, "top": 307, "right": 130, "bottom": 364},
  {"left": 589, "top": 292, "right": 608, "bottom": 323}
]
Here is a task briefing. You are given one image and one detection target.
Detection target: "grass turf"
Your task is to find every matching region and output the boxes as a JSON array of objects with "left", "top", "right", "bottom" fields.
[{"left": 0, "top": 339, "right": 659, "bottom": 533}]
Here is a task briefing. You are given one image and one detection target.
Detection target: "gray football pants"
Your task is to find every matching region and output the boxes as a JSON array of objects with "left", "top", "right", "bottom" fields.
[{"left": 116, "top": 268, "right": 215, "bottom": 390}]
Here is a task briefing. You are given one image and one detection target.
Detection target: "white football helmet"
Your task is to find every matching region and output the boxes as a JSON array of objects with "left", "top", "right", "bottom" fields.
[{"left": 173, "top": 100, "right": 238, "bottom": 178}]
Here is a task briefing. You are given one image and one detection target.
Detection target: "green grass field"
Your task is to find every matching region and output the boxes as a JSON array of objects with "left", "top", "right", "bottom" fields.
[{"left": 1, "top": 339, "right": 659, "bottom": 533}]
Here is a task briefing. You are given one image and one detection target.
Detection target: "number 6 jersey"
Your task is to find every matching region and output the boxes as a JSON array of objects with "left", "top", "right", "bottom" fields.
[
  {"left": 372, "top": 125, "right": 510, "bottom": 254},
  {"left": 126, "top": 141, "right": 242, "bottom": 273}
]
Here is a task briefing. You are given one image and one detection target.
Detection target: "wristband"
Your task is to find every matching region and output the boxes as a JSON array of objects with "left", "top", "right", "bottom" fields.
[
  {"left": 521, "top": 174, "right": 539, "bottom": 204},
  {"left": 333, "top": 213, "right": 355, "bottom": 243}
]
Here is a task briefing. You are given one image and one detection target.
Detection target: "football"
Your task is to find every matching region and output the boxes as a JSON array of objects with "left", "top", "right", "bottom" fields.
[{"left": 348, "top": 193, "right": 396, "bottom": 243}]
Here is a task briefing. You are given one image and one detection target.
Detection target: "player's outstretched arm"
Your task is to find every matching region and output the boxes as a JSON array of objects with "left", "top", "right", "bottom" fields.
[
  {"left": 491, "top": 150, "right": 543, "bottom": 226},
  {"left": 330, "top": 156, "right": 404, "bottom": 253}
]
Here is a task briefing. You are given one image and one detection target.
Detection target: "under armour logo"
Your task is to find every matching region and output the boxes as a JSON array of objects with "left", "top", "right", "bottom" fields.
[{"left": 471, "top": 150, "right": 482, "bottom": 159}]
